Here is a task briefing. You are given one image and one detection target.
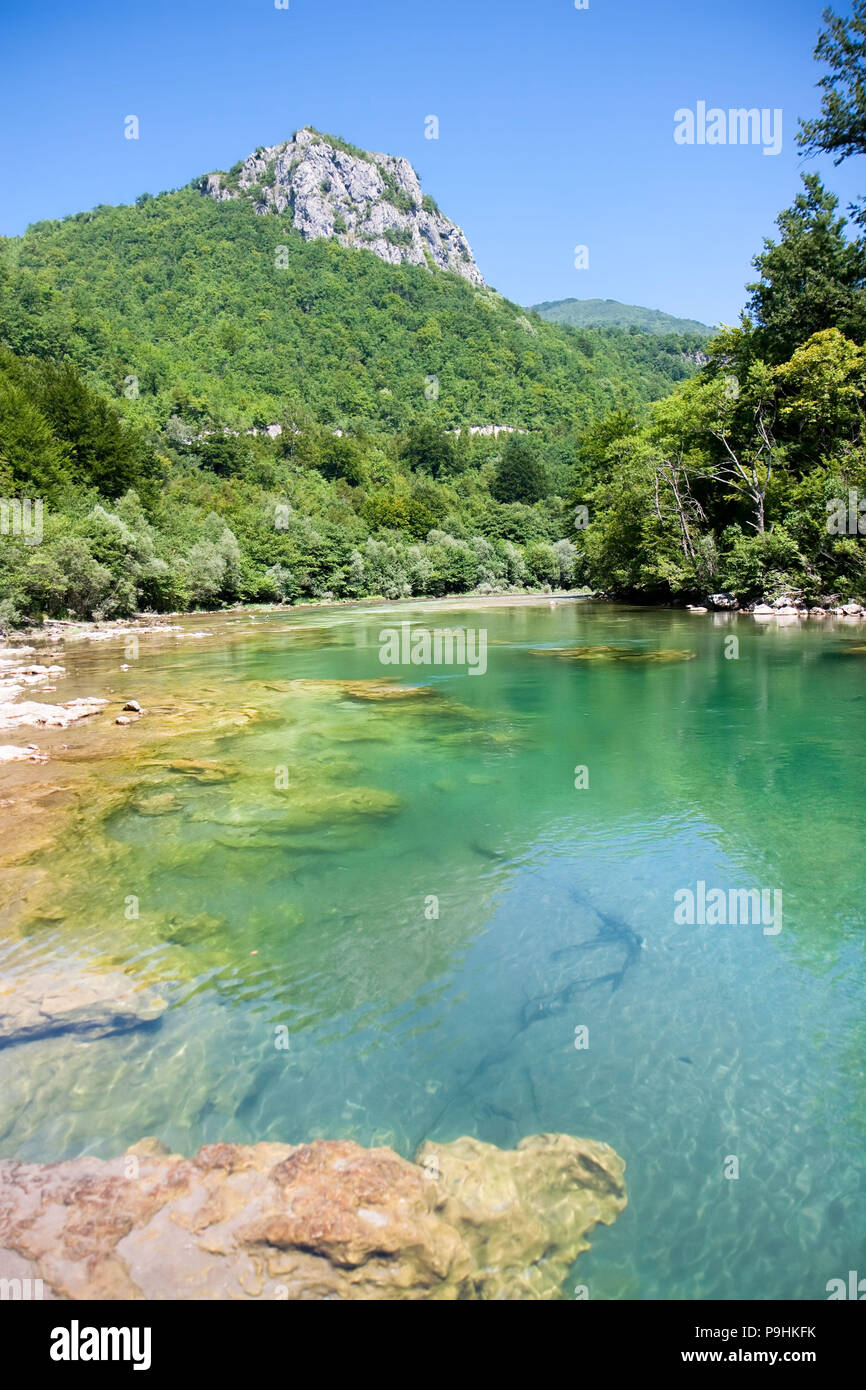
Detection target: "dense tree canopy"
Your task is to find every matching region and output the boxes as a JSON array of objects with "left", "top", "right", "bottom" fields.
[
  {"left": 1, "top": 1, "right": 864, "bottom": 624},
  {"left": 798, "top": 1, "right": 866, "bottom": 167},
  {"left": 746, "top": 175, "right": 866, "bottom": 361},
  {"left": 491, "top": 436, "right": 548, "bottom": 505},
  {"left": 0, "top": 189, "right": 703, "bottom": 437}
]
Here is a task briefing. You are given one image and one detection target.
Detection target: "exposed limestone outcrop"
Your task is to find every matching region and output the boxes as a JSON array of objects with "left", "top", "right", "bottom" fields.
[
  {"left": 202, "top": 127, "right": 483, "bottom": 286},
  {"left": 0, "top": 745, "right": 46, "bottom": 763},
  {"left": 0, "top": 1133, "right": 626, "bottom": 1300},
  {"left": 0, "top": 695, "right": 107, "bottom": 733}
]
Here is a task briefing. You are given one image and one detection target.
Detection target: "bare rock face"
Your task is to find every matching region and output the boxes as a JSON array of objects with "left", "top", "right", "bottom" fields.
[
  {"left": 0, "top": 1133, "right": 625, "bottom": 1300},
  {"left": 203, "top": 127, "right": 484, "bottom": 286}
]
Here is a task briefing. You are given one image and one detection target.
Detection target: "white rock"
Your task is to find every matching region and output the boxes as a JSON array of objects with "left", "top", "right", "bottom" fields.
[
  {"left": 203, "top": 127, "right": 484, "bottom": 287},
  {"left": 0, "top": 697, "right": 107, "bottom": 732},
  {"left": 0, "top": 745, "right": 47, "bottom": 763},
  {"left": 0, "top": 963, "right": 167, "bottom": 1043}
]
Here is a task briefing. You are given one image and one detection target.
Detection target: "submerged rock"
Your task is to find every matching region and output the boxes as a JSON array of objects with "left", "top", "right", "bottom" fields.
[
  {"left": 160, "top": 912, "right": 228, "bottom": 948},
  {"left": 0, "top": 964, "right": 167, "bottom": 1045},
  {"left": 340, "top": 680, "right": 437, "bottom": 702},
  {"left": 532, "top": 645, "right": 695, "bottom": 664},
  {"left": 191, "top": 782, "right": 403, "bottom": 833},
  {"left": 0, "top": 1132, "right": 625, "bottom": 1300},
  {"left": 130, "top": 790, "right": 181, "bottom": 816},
  {"left": 161, "top": 758, "right": 239, "bottom": 783},
  {"left": 285, "top": 678, "right": 435, "bottom": 702}
]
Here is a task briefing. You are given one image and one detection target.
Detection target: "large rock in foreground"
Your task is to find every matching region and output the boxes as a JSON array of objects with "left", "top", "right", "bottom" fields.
[{"left": 0, "top": 1133, "right": 626, "bottom": 1300}]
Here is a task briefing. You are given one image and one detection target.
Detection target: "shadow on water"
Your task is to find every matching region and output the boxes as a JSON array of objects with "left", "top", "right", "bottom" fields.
[{"left": 419, "top": 887, "right": 644, "bottom": 1142}]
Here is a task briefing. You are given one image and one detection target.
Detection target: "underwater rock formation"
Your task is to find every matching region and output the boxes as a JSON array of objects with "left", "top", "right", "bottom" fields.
[
  {"left": 0, "top": 963, "right": 167, "bottom": 1045},
  {"left": 532, "top": 645, "right": 695, "bottom": 664},
  {"left": 0, "top": 1132, "right": 625, "bottom": 1300}
]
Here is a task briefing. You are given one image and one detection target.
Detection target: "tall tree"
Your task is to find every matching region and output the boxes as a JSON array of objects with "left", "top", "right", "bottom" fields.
[
  {"left": 400, "top": 421, "right": 457, "bottom": 479},
  {"left": 491, "top": 435, "right": 547, "bottom": 505},
  {"left": 746, "top": 175, "right": 866, "bottom": 361},
  {"left": 798, "top": 1, "right": 866, "bottom": 167}
]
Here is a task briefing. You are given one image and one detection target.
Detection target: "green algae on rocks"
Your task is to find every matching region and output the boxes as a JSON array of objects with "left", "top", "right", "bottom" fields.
[{"left": 532, "top": 644, "right": 696, "bottom": 663}]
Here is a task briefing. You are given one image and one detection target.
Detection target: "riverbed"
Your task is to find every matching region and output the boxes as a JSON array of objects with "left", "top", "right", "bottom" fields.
[{"left": 0, "top": 597, "right": 864, "bottom": 1299}]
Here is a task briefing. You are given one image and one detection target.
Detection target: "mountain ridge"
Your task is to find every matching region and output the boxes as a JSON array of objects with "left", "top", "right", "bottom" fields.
[
  {"left": 531, "top": 297, "right": 712, "bottom": 336},
  {"left": 0, "top": 178, "right": 706, "bottom": 432}
]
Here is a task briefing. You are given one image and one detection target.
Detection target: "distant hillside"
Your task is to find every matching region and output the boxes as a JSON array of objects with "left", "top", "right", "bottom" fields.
[
  {"left": 531, "top": 298, "right": 712, "bottom": 337},
  {"left": 0, "top": 178, "right": 706, "bottom": 433},
  {"left": 0, "top": 131, "right": 718, "bottom": 624}
]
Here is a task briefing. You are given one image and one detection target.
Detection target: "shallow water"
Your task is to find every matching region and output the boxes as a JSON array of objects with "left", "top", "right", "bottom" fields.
[{"left": 1, "top": 599, "right": 864, "bottom": 1299}]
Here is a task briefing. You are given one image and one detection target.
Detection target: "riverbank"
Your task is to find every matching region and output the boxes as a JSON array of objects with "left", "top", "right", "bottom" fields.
[{"left": 0, "top": 593, "right": 593, "bottom": 741}]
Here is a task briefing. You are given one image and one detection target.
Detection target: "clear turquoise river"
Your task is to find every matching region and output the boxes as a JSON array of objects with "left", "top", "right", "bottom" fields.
[{"left": 1, "top": 599, "right": 864, "bottom": 1299}]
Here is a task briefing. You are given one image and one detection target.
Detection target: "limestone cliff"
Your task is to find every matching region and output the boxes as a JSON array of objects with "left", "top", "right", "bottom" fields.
[{"left": 202, "top": 127, "right": 484, "bottom": 286}]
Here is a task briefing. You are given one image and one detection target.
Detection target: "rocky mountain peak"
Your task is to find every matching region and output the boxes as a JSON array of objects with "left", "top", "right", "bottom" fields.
[{"left": 202, "top": 127, "right": 484, "bottom": 286}]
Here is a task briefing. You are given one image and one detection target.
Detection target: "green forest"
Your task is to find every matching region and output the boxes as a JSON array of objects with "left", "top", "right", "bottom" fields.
[
  {"left": 0, "top": 2, "right": 865, "bottom": 624},
  {"left": 0, "top": 181, "right": 705, "bottom": 625},
  {"left": 531, "top": 298, "right": 711, "bottom": 336}
]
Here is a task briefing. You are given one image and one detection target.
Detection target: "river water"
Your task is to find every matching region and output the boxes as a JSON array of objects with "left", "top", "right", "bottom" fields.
[{"left": 1, "top": 598, "right": 864, "bottom": 1299}]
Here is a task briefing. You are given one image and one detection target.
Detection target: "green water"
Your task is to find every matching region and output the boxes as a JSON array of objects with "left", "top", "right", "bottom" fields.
[{"left": 2, "top": 599, "right": 865, "bottom": 1300}]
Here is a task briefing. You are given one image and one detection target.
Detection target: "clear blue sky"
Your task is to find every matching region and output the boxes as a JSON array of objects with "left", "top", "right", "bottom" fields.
[{"left": 0, "top": 0, "right": 862, "bottom": 326}]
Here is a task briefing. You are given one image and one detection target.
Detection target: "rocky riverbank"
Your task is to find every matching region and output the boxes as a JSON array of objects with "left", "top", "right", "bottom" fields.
[
  {"left": 0, "top": 1132, "right": 626, "bottom": 1300},
  {"left": 0, "top": 617, "right": 215, "bottom": 750},
  {"left": 687, "top": 592, "right": 866, "bottom": 617}
]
